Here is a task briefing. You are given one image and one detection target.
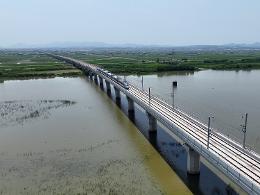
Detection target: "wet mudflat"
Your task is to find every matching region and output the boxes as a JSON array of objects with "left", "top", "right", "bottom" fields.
[{"left": 0, "top": 77, "right": 191, "bottom": 194}]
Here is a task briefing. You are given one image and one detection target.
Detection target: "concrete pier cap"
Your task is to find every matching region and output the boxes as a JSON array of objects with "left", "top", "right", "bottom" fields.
[{"left": 186, "top": 146, "right": 200, "bottom": 175}]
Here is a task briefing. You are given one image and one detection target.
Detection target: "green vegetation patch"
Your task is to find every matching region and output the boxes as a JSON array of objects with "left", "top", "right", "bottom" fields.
[
  {"left": 53, "top": 48, "right": 260, "bottom": 74},
  {"left": 1, "top": 48, "right": 260, "bottom": 81},
  {"left": 0, "top": 51, "right": 82, "bottom": 80}
]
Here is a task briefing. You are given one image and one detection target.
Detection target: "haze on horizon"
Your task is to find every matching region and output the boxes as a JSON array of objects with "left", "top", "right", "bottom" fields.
[{"left": 0, "top": 0, "right": 260, "bottom": 48}]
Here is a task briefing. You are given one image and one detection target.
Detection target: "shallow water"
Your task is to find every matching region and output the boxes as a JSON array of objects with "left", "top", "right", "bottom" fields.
[
  {"left": 126, "top": 69, "right": 260, "bottom": 153},
  {"left": 0, "top": 77, "right": 191, "bottom": 194}
]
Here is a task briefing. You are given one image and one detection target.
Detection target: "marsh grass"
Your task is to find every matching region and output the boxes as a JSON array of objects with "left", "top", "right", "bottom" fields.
[{"left": 0, "top": 100, "right": 76, "bottom": 127}]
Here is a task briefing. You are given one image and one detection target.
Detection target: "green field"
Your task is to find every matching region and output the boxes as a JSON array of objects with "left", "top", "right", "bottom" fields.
[
  {"left": 1, "top": 48, "right": 260, "bottom": 81},
  {"left": 55, "top": 48, "right": 260, "bottom": 74},
  {"left": 0, "top": 51, "right": 82, "bottom": 81}
]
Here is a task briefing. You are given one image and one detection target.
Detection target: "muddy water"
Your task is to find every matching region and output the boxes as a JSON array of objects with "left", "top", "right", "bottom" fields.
[{"left": 0, "top": 77, "right": 191, "bottom": 194}]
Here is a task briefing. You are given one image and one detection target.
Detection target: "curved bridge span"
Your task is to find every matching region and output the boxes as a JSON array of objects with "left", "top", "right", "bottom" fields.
[{"left": 49, "top": 54, "right": 260, "bottom": 194}]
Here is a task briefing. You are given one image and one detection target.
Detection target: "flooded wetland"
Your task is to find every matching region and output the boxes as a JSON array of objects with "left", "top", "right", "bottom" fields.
[{"left": 0, "top": 77, "right": 191, "bottom": 194}]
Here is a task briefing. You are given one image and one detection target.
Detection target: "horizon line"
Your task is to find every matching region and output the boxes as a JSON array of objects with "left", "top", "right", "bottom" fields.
[{"left": 1, "top": 41, "right": 260, "bottom": 49}]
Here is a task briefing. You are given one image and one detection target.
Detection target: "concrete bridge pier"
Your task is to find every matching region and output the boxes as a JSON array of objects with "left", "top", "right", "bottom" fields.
[
  {"left": 114, "top": 87, "right": 121, "bottom": 100},
  {"left": 127, "top": 96, "right": 134, "bottom": 113},
  {"left": 147, "top": 112, "right": 157, "bottom": 132},
  {"left": 105, "top": 80, "right": 111, "bottom": 97},
  {"left": 94, "top": 74, "right": 98, "bottom": 84},
  {"left": 84, "top": 70, "right": 89, "bottom": 76},
  {"left": 89, "top": 73, "right": 93, "bottom": 81},
  {"left": 105, "top": 80, "right": 111, "bottom": 92},
  {"left": 187, "top": 147, "right": 200, "bottom": 175},
  {"left": 99, "top": 76, "right": 104, "bottom": 89}
]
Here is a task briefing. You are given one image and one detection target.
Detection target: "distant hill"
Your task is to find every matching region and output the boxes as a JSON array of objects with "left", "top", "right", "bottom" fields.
[
  {"left": 2, "top": 42, "right": 260, "bottom": 50},
  {"left": 224, "top": 42, "right": 260, "bottom": 47}
]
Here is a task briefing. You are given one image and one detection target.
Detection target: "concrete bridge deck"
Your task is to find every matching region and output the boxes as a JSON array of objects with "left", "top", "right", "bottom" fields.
[{"left": 50, "top": 54, "right": 260, "bottom": 194}]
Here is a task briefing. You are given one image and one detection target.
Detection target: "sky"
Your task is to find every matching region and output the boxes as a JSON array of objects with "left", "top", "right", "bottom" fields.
[{"left": 0, "top": 0, "right": 260, "bottom": 47}]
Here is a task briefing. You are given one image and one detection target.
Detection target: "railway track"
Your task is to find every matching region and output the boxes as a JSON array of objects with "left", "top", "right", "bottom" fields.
[{"left": 129, "top": 85, "right": 260, "bottom": 184}]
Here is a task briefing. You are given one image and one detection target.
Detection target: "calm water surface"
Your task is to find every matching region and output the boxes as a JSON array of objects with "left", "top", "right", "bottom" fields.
[{"left": 0, "top": 77, "right": 191, "bottom": 194}]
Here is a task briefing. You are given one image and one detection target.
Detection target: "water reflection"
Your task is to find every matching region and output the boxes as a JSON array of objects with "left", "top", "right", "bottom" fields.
[
  {"left": 186, "top": 174, "right": 201, "bottom": 195},
  {"left": 157, "top": 71, "right": 195, "bottom": 77},
  {"left": 134, "top": 71, "right": 195, "bottom": 78}
]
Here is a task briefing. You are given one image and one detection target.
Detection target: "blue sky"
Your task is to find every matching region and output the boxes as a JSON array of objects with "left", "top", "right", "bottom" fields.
[{"left": 0, "top": 0, "right": 259, "bottom": 47}]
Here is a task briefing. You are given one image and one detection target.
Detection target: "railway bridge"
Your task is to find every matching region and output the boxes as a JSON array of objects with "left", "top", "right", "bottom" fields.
[{"left": 49, "top": 54, "right": 260, "bottom": 194}]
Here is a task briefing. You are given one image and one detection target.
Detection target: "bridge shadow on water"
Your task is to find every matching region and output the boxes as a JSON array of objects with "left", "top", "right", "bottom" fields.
[{"left": 90, "top": 77, "right": 238, "bottom": 195}]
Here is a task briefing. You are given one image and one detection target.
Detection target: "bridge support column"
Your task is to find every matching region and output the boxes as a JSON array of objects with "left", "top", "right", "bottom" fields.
[
  {"left": 114, "top": 87, "right": 121, "bottom": 100},
  {"left": 94, "top": 74, "right": 98, "bottom": 84},
  {"left": 147, "top": 112, "right": 157, "bottom": 132},
  {"left": 105, "top": 80, "right": 111, "bottom": 92},
  {"left": 187, "top": 147, "right": 200, "bottom": 175},
  {"left": 91, "top": 73, "right": 95, "bottom": 81},
  {"left": 127, "top": 96, "right": 134, "bottom": 113},
  {"left": 99, "top": 76, "right": 104, "bottom": 88},
  {"left": 89, "top": 74, "right": 92, "bottom": 81},
  {"left": 84, "top": 70, "right": 89, "bottom": 76}
]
